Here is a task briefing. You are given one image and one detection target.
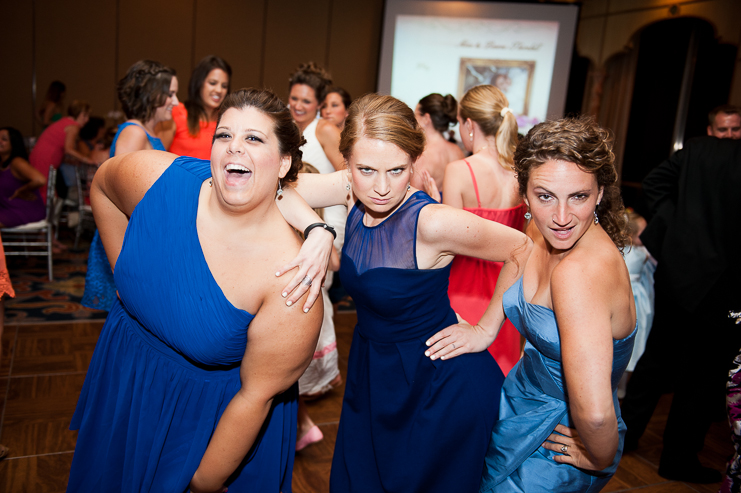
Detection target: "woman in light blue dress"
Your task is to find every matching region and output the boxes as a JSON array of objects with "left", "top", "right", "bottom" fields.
[{"left": 427, "top": 117, "right": 636, "bottom": 492}]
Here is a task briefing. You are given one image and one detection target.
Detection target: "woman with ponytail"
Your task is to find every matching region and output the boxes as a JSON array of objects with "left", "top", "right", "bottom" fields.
[
  {"left": 411, "top": 93, "right": 464, "bottom": 194},
  {"left": 443, "top": 84, "right": 527, "bottom": 376}
]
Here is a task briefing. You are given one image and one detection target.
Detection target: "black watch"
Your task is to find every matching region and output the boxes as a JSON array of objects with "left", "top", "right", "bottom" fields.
[{"left": 304, "top": 222, "right": 337, "bottom": 240}]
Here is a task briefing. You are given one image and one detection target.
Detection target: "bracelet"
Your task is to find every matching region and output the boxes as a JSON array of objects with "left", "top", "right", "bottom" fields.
[{"left": 304, "top": 222, "right": 336, "bottom": 240}]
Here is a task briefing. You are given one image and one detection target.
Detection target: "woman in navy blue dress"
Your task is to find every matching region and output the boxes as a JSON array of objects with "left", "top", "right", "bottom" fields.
[
  {"left": 278, "top": 94, "right": 532, "bottom": 492},
  {"left": 68, "top": 89, "right": 333, "bottom": 492}
]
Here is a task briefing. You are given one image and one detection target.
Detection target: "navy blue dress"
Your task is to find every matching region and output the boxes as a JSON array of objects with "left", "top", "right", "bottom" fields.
[
  {"left": 81, "top": 122, "right": 165, "bottom": 311},
  {"left": 480, "top": 277, "right": 636, "bottom": 492},
  {"left": 330, "top": 192, "right": 504, "bottom": 492},
  {"left": 69, "top": 157, "right": 297, "bottom": 492}
]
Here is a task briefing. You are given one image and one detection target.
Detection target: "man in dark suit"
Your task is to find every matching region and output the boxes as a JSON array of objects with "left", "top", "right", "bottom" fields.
[{"left": 621, "top": 134, "right": 741, "bottom": 483}]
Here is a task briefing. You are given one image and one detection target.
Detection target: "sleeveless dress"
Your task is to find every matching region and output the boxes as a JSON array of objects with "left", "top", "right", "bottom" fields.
[
  {"left": 81, "top": 123, "right": 165, "bottom": 311},
  {"left": 480, "top": 277, "right": 636, "bottom": 493},
  {"left": 623, "top": 245, "right": 656, "bottom": 371},
  {"left": 330, "top": 191, "right": 504, "bottom": 493},
  {"left": 68, "top": 156, "right": 297, "bottom": 492},
  {"left": 0, "top": 162, "right": 46, "bottom": 227},
  {"left": 169, "top": 103, "right": 217, "bottom": 160},
  {"left": 448, "top": 161, "right": 527, "bottom": 376}
]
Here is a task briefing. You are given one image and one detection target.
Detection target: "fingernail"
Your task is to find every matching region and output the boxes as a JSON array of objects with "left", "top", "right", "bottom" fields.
[
  {"left": 425, "top": 340, "right": 430, "bottom": 346},
  {"left": 286, "top": 300, "right": 293, "bottom": 306},
  {"left": 303, "top": 307, "right": 309, "bottom": 313},
  {"left": 441, "top": 355, "right": 446, "bottom": 360},
  {"left": 275, "top": 271, "right": 280, "bottom": 276},
  {"left": 282, "top": 292, "right": 287, "bottom": 298},
  {"left": 424, "top": 351, "right": 430, "bottom": 357}
]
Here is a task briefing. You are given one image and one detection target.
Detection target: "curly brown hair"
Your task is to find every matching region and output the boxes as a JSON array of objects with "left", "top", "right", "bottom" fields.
[
  {"left": 340, "top": 94, "right": 425, "bottom": 163},
  {"left": 216, "top": 88, "right": 305, "bottom": 184},
  {"left": 117, "top": 60, "right": 176, "bottom": 122},
  {"left": 514, "top": 116, "right": 628, "bottom": 249},
  {"left": 288, "top": 62, "right": 333, "bottom": 104}
]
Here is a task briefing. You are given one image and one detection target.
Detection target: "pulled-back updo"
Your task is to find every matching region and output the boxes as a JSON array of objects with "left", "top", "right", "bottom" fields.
[
  {"left": 514, "top": 116, "right": 628, "bottom": 249},
  {"left": 459, "top": 85, "right": 518, "bottom": 169},
  {"left": 418, "top": 93, "right": 458, "bottom": 142},
  {"left": 340, "top": 94, "right": 425, "bottom": 163},
  {"left": 288, "top": 62, "right": 333, "bottom": 104},
  {"left": 217, "top": 88, "right": 305, "bottom": 184}
]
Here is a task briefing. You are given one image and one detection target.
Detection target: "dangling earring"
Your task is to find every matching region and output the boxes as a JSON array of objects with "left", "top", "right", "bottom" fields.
[
  {"left": 407, "top": 184, "right": 411, "bottom": 191},
  {"left": 524, "top": 211, "right": 532, "bottom": 220},
  {"left": 345, "top": 182, "right": 351, "bottom": 191},
  {"left": 276, "top": 180, "right": 283, "bottom": 197},
  {"left": 208, "top": 179, "right": 212, "bottom": 187},
  {"left": 594, "top": 203, "right": 600, "bottom": 224},
  {"left": 469, "top": 131, "right": 473, "bottom": 142}
]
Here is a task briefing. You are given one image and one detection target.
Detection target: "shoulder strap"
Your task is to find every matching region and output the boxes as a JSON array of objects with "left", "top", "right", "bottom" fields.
[{"left": 463, "top": 160, "right": 481, "bottom": 208}]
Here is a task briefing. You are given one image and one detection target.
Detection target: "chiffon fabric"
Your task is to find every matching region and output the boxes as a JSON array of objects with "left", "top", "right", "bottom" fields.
[
  {"left": 480, "top": 277, "right": 636, "bottom": 492},
  {"left": 81, "top": 122, "right": 165, "bottom": 311},
  {"left": 168, "top": 104, "right": 217, "bottom": 160},
  {"left": 447, "top": 160, "right": 527, "bottom": 376},
  {"left": 331, "top": 191, "right": 504, "bottom": 493},
  {"left": 68, "top": 156, "right": 296, "bottom": 492}
]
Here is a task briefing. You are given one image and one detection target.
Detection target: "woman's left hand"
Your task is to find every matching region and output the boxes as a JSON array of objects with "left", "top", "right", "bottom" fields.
[
  {"left": 275, "top": 227, "right": 333, "bottom": 313},
  {"left": 424, "top": 314, "right": 494, "bottom": 360},
  {"left": 543, "top": 424, "right": 605, "bottom": 472}
]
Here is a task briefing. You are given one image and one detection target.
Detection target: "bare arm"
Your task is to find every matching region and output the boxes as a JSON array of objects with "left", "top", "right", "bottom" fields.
[
  {"left": 91, "top": 151, "right": 177, "bottom": 269},
  {"left": 316, "top": 120, "right": 345, "bottom": 171},
  {"left": 441, "top": 160, "right": 465, "bottom": 209},
  {"left": 549, "top": 257, "right": 619, "bottom": 470},
  {"left": 64, "top": 126, "right": 94, "bottom": 164},
  {"left": 112, "top": 125, "right": 152, "bottom": 156},
  {"left": 8, "top": 157, "right": 46, "bottom": 200},
  {"left": 155, "top": 120, "right": 176, "bottom": 150},
  {"left": 421, "top": 205, "right": 532, "bottom": 359},
  {"left": 190, "top": 283, "right": 322, "bottom": 492}
]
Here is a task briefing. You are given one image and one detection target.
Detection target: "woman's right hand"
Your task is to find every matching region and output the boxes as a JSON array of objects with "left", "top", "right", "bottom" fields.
[
  {"left": 543, "top": 424, "right": 608, "bottom": 472},
  {"left": 275, "top": 227, "right": 334, "bottom": 312},
  {"left": 419, "top": 169, "right": 441, "bottom": 202}
]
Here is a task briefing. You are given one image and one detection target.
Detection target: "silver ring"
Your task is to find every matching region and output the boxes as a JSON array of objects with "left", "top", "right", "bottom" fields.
[
  {"left": 561, "top": 444, "right": 568, "bottom": 453},
  {"left": 301, "top": 276, "right": 313, "bottom": 287}
]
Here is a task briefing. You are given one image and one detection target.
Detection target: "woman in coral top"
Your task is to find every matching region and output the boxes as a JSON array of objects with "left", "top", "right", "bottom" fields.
[{"left": 159, "top": 56, "right": 231, "bottom": 159}]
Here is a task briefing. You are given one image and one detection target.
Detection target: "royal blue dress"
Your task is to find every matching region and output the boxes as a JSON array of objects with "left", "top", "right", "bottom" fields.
[
  {"left": 81, "top": 122, "right": 166, "bottom": 311},
  {"left": 68, "top": 157, "right": 297, "bottom": 492},
  {"left": 330, "top": 192, "right": 504, "bottom": 493},
  {"left": 480, "top": 277, "right": 636, "bottom": 492}
]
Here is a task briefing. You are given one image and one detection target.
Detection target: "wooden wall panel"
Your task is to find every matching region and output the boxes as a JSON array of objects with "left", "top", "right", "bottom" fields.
[
  {"left": 193, "top": 0, "right": 266, "bottom": 92},
  {"left": 326, "top": 0, "right": 385, "bottom": 99},
  {"left": 0, "top": 0, "right": 34, "bottom": 135},
  {"left": 262, "top": 0, "right": 332, "bottom": 100},
  {"left": 35, "top": 0, "right": 117, "bottom": 126},
  {"left": 117, "top": 0, "right": 194, "bottom": 101}
]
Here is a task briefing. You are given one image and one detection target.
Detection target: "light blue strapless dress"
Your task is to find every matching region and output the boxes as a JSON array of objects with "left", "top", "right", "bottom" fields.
[{"left": 480, "top": 277, "right": 636, "bottom": 493}]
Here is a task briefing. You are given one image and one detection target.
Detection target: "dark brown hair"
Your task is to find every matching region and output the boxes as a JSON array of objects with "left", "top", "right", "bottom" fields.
[
  {"left": 340, "top": 93, "right": 425, "bottom": 163},
  {"left": 67, "top": 100, "right": 91, "bottom": 119},
  {"left": 185, "top": 55, "right": 232, "bottom": 136},
  {"left": 288, "top": 62, "right": 333, "bottom": 104},
  {"left": 708, "top": 104, "right": 740, "bottom": 125},
  {"left": 216, "top": 88, "right": 304, "bottom": 184},
  {"left": 514, "top": 116, "right": 628, "bottom": 249},
  {"left": 117, "top": 60, "right": 176, "bottom": 122},
  {"left": 324, "top": 86, "right": 352, "bottom": 109},
  {"left": 460, "top": 85, "right": 518, "bottom": 169},
  {"left": 418, "top": 93, "right": 458, "bottom": 142}
]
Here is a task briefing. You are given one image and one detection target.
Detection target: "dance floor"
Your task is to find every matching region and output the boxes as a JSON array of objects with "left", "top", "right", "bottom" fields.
[{"left": 0, "top": 297, "right": 731, "bottom": 492}]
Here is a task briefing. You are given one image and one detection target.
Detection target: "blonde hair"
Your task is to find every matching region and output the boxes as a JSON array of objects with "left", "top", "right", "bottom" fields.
[
  {"left": 340, "top": 94, "right": 425, "bottom": 163},
  {"left": 459, "top": 85, "right": 518, "bottom": 169}
]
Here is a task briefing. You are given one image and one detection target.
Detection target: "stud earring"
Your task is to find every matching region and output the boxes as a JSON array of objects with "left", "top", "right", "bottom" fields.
[
  {"left": 276, "top": 180, "right": 283, "bottom": 197},
  {"left": 469, "top": 132, "right": 473, "bottom": 141},
  {"left": 524, "top": 211, "right": 532, "bottom": 220}
]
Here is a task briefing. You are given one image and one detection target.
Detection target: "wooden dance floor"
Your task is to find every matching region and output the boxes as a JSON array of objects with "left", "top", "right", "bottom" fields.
[{"left": 0, "top": 309, "right": 731, "bottom": 492}]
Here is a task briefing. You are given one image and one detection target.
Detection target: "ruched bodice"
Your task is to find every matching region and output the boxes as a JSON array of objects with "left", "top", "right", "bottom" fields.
[
  {"left": 480, "top": 277, "right": 636, "bottom": 493},
  {"left": 331, "top": 192, "right": 504, "bottom": 493}
]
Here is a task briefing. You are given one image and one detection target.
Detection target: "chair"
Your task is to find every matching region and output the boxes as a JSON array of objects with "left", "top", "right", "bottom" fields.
[
  {"left": 74, "top": 163, "right": 97, "bottom": 248},
  {"left": 1, "top": 166, "right": 57, "bottom": 280}
]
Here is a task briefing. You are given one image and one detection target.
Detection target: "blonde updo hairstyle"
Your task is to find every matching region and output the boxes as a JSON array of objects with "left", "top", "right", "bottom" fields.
[
  {"left": 340, "top": 93, "right": 425, "bottom": 164},
  {"left": 459, "top": 85, "right": 518, "bottom": 169}
]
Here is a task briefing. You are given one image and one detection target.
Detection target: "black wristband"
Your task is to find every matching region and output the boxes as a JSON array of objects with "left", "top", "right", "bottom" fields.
[{"left": 304, "top": 222, "right": 337, "bottom": 240}]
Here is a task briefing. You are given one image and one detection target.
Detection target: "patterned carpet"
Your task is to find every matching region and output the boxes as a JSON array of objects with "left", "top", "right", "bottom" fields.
[{"left": 5, "top": 239, "right": 107, "bottom": 325}]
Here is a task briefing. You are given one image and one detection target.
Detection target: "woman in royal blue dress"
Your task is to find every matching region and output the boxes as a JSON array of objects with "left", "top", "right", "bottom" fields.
[
  {"left": 82, "top": 60, "right": 179, "bottom": 311},
  {"left": 427, "top": 117, "right": 637, "bottom": 492},
  {"left": 68, "top": 89, "right": 334, "bottom": 492},
  {"left": 278, "top": 93, "right": 532, "bottom": 492}
]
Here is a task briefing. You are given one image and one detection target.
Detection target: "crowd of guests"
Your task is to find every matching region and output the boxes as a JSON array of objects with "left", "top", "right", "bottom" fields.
[{"left": 0, "top": 55, "right": 739, "bottom": 493}]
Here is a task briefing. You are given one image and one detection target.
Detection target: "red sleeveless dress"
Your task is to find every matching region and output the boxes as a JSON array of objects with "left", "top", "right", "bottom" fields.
[{"left": 448, "top": 160, "right": 527, "bottom": 376}]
